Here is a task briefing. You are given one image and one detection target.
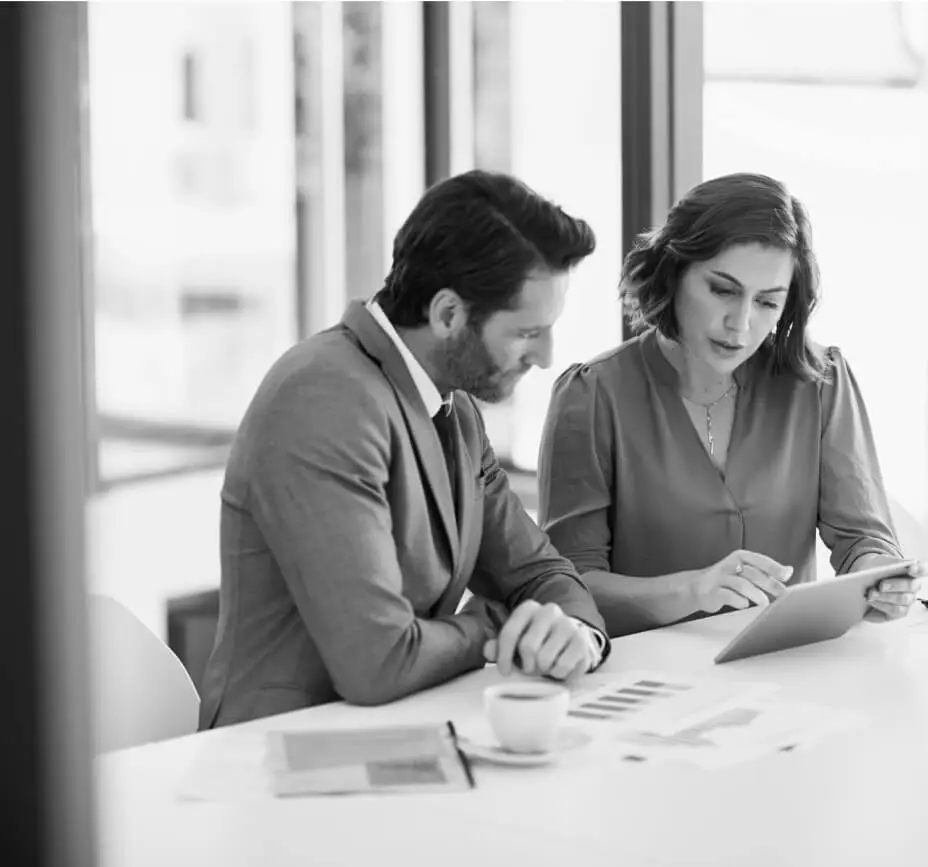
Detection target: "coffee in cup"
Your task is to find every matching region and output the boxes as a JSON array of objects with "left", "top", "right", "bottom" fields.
[{"left": 483, "top": 682, "right": 569, "bottom": 753}]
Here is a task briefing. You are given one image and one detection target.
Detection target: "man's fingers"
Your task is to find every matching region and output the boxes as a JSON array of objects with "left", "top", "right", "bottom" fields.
[
  {"left": 513, "top": 603, "right": 562, "bottom": 675},
  {"left": 495, "top": 600, "right": 540, "bottom": 675},
  {"left": 547, "top": 640, "right": 588, "bottom": 681},
  {"left": 533, "top": 616, "right": 579, "bottom": 675}
]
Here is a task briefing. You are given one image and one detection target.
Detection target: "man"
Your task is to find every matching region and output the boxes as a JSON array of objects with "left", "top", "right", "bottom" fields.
[{"left": 199, "top": 169, "right": 609, "bottom": 728}]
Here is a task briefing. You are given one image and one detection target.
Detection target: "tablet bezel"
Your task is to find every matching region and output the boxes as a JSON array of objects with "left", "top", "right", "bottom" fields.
[{"left": 713, "top": 559, "right": 915, "bottom": 664}]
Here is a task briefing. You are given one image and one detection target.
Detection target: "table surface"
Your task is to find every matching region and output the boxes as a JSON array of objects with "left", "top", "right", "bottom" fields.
[{"left": 96, "top": 606, "right": 928, "bottom": 867}]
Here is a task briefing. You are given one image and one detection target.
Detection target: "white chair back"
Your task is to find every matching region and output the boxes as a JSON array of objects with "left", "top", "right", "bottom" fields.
[{"left": 88, "top": 594, "right": 200, "bottom": 753}]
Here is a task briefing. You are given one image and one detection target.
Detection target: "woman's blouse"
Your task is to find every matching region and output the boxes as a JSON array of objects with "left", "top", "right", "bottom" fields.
[{"left": 537, "top": 328, "right": 902, "bottom": 630}]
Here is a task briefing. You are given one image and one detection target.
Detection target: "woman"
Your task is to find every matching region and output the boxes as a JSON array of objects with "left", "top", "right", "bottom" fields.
[{"left": 537, "top": 172, "right": 924, "bottom": 636}]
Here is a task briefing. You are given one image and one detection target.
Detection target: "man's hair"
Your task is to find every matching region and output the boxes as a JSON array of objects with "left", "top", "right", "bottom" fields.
[
  {"left": 374, "top": 170, "right": 596, "bottom": 327},
  {"left": 620, "top": 172, "right": 827, "bottom": 382}
]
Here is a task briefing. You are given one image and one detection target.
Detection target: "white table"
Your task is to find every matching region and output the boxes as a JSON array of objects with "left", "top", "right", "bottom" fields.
[{"left": 96, "top": 607, "right": 928, "bottom": 867}]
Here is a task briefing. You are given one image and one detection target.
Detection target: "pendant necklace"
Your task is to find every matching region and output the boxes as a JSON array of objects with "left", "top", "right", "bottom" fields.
[{"left": 681, "top": 382, "right": 737, "bottom": 456}]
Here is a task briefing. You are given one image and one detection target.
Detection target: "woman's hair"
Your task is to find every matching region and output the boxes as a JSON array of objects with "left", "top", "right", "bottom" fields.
[
  {"left": 620, "top": 172, "right": 828, "bottom": 381},
  {"left": 374, "top": 169, "right": 595, "bottom": 328}
]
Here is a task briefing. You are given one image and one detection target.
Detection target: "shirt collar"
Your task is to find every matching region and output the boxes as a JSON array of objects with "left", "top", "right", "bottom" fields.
[{"left": 367, "top": 300, "right": 451, "bottom": 418}]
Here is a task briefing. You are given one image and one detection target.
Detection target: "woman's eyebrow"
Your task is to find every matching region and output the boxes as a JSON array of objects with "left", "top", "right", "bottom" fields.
[{"left": 710, "top": 270, "right": 787, "bottom": 294}]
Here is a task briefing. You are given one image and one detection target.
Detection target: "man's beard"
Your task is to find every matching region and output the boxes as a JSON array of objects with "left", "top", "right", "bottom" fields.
[{"left": 431, "top": 324, "right": 526, "bottom": 404}]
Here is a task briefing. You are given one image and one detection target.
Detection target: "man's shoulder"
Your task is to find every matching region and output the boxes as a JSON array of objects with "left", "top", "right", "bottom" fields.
[
  {"left": 223, "top": 326, "right": 398, "bottom": 508},
  {"left": 265, "top": 326, "right": 391, "bottom": 404},
  {"left": 236, "top": 327, "right": 394, "bottom": 450}
]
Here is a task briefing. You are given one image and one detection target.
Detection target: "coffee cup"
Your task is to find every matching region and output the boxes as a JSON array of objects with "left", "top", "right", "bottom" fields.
[{"left": 483, "top": 682, "right": 569, "bottom": 754}]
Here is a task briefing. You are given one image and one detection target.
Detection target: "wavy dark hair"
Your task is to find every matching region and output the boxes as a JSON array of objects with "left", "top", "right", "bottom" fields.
[
  {"left": 620, "top": 172, "right": 828, "bottom": 381},
  {"left": 374, "top": 169, "right": 595, "bottom": 328}
]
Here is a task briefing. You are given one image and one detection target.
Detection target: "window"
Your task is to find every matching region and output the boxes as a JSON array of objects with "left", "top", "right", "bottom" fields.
[
  {"left": 473, "top": 1, "right": 510, "bottom": 173},
  {"left": 470, "top": 0, "right": 624, "bottom": 471},
  {"left": 83, "top": 1, "right": 425, "bottom": 637},
  {"left": 703, "top": 1, "right": 928, "bottom": 546},
  {"left": 343, "top": 2, "right": 384, "bottom": 303},
  {"left": 240, "top": 41, "right": 257, "bottom": 131},
  {"left": 181, "top": 51, "right": 201, "bottom": 122},
  {"left": 86, "top": 2, "right": 298, "bottom": 487}
]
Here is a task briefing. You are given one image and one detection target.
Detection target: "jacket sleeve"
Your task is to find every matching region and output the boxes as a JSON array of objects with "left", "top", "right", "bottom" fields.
[
  {"left": 463, "top": 395, "right": 610, "bottom": 662},
  {"left": 247, "top": 366, "right": 492, "bottom": 706}
]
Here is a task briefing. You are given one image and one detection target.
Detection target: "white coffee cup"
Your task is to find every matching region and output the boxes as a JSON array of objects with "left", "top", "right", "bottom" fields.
[{"left": 483, "top": 682, "right": 570, "bottom": 754}]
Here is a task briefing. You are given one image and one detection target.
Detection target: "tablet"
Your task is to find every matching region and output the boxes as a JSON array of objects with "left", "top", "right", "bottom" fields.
[{"left": 714, "top": 560, "right": 915, "bottom": 664}]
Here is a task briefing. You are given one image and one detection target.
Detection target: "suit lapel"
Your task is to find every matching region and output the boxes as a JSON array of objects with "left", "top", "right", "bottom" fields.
[
  {"left": 341, "top": 302, "right": 460, "bottom": 568},
  {"left": 431, "top": 395, "right": 484, "bottom": 618}
]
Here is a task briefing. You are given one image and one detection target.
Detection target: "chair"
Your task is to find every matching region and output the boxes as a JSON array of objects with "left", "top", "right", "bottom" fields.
[
  {"left": 166, "top": 589, "right": 220, "bottom": 695},
  {"left": 88, "top": 594, "right": 200, "bottom": 753}
]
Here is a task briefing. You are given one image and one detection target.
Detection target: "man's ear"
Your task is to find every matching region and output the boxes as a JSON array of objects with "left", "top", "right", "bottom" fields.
[{"left": 428, "top": 288, "right": 467, "bottom": 336}]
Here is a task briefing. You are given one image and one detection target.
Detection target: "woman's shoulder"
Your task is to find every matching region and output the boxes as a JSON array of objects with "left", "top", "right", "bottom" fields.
[
  {"left": 553, "top": 332, "right": 650, "bottom": 394},
  {"left": 813, "top": 343, "right": 858, "bottom": 412},
  {"left": 749, "top": 337, "right": 842, "bottom": 392}
]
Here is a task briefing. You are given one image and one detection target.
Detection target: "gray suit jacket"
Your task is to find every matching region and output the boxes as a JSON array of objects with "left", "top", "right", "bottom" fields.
[{"left": 199, "top": 301, "right": 607, "bottom": 728}]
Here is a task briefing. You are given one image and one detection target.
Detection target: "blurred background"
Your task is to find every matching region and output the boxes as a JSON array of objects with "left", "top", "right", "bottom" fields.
[
  {"left": 7, "top": 3, "right": 928, "bottom": 864},
  {"left": 80, "top": 1, "right": 928, "bottom": 657}
]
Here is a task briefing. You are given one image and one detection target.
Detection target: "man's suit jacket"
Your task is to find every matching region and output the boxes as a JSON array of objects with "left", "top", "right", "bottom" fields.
[{"left": 198, "top": 301, "right": 607, "bottom": 729}]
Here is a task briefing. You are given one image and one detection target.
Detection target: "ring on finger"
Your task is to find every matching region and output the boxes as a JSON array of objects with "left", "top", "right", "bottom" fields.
[{"left": 734, "top": 562, "right": 744, "bottom": 577}]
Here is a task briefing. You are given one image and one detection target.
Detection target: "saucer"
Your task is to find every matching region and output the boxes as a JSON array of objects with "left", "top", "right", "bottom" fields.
[{"left": 458, "top": 727, "right": 592, "bottom": 767}]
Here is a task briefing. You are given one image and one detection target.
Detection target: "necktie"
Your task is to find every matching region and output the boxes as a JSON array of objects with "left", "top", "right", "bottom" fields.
[{"left": 432, "top": 405, "right": 458, "bottom": 514}]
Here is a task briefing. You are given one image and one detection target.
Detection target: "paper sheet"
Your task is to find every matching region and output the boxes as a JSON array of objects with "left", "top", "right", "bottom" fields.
[
  {"left": 562, "top": 670, "right": 866, "bottom": 769},
  {"left": 265, "top": 722, "right": 474, "bottom": 796},
  {"left": 175, "top": 731, "right": 272, "bottom": 803},
  {"left": 610, "top": 697, "right": 866, "bottom": 768},
  {"left": 176, "top": 723, "right": 474, "bottom": 802},
  {"left": 566, "top": 669, "right": 780, "bottom": 735}
]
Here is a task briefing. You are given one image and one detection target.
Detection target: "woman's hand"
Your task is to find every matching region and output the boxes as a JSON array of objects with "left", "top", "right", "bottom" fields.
[
  {"left": 691, "top": 549, "right": 793, "bottom": 613},
  {"left": 860, "top": 557, "right": 926, "bottom": 623}
]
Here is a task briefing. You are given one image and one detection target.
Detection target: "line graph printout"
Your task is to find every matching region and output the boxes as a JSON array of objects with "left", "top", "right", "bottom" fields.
[{"left": 611, "top": 699, "right": 866, "bottom": 769}]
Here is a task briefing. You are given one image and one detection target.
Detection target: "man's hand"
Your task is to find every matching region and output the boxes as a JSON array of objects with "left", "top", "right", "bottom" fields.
[{"left": 482, "top": 600, "right": 597, "bottom": 681}]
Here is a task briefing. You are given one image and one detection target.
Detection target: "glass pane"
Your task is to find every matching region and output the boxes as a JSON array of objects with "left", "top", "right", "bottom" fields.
[
  {"left": 472, "top": 0, "right": 623, "bottom": 471},
  {"left": 703, "top": 1, "right": 928, "bottom": 537},
  {"left": 83, "top": 3, "right": 422, "bottom": 645},
  {"left": 293, "top": 0, "right": 327, "bottom": 336},
  {"left": 86, "top": 2, "right": 298, "bottom": 485},
  {"left": 344, "top": 1, "right": 384, "bottom": 302},
  {"left": 474, "top": 1, "right": 511, "bottom": 173}
]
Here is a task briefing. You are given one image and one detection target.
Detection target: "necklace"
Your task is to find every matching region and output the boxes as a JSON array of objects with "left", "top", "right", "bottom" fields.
[{"left": 680, "top": 383, "right": 737, "bottom": 456}]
